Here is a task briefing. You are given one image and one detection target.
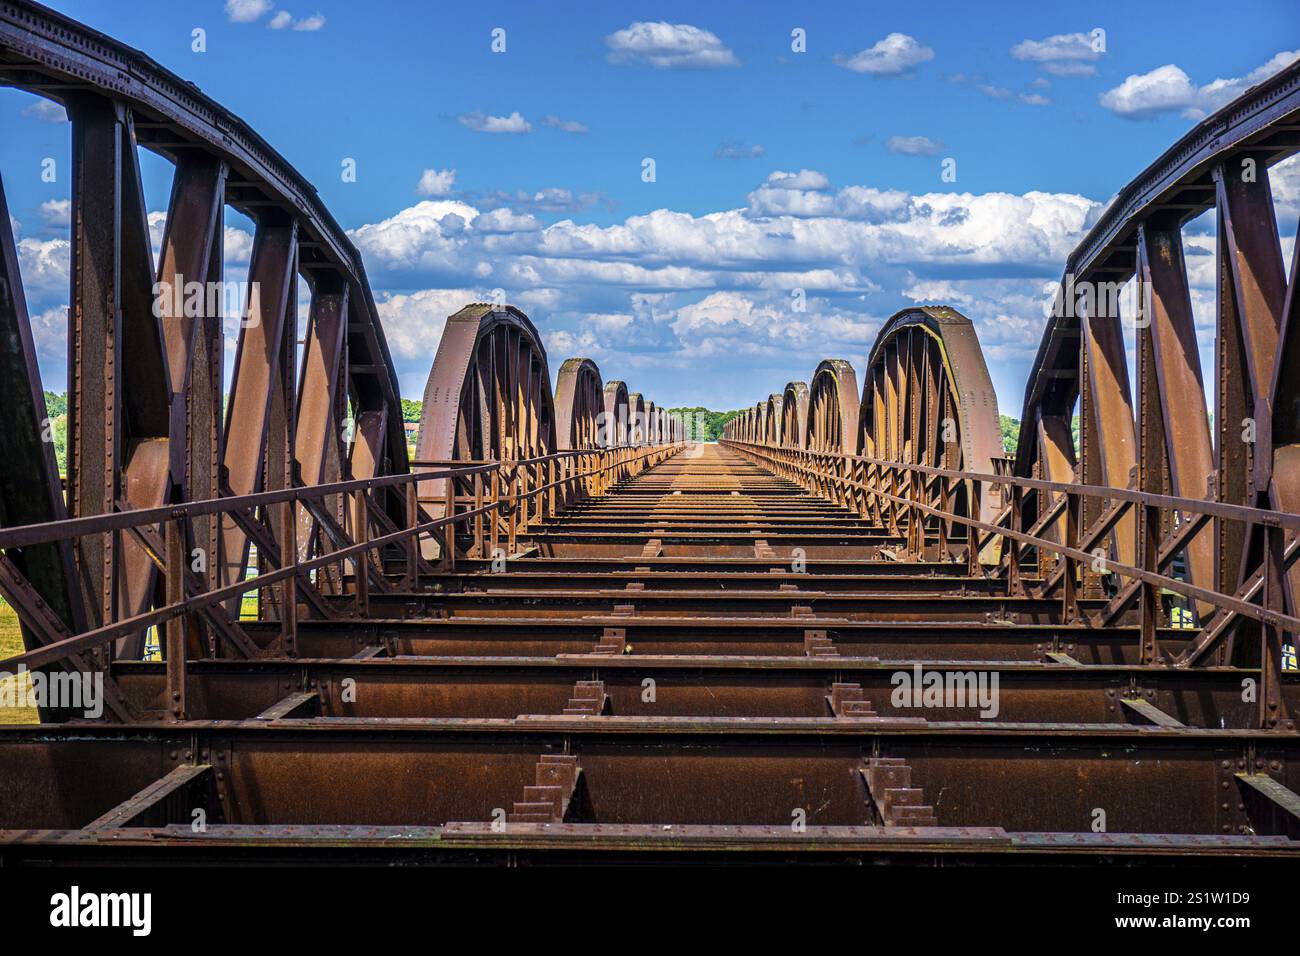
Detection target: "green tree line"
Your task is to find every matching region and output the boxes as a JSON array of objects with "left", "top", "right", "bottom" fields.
[{"left": 665, "top": 407, "right": 742, "bottom": 442}]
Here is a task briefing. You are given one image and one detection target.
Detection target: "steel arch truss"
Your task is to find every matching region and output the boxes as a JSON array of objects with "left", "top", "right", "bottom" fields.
[
  {"left": 1015, "top": 56, "right": 1300, "bottom": 674},
  {"left": 0, "top": 5, "right": 409, "bottom": 689},
  {"left": 781, "top": 382, "right": 809, "bottom": 449},
  {"left": 603, "top": 380, "right": 630, "bottom": 446},
  {"left": 806, "top": 360, "right": 860, "bottom": 454},
  {"left": 414, "top": 306, "right": 678, "bottom": 556},
  {"left": 764, "top": 393, "right": 784, "bottom": 445},
  {"left": 417, "top": 305, "right": 557, "bottom": 466},
  {"left": 0, "top": 5, "right": 681, "bottom": 722},
  {"left": 555, "top": 358, "right": 605, "bottom": 451},
  {"left": 724, "top": 57, "right": 1300, "bottom": 719},
  {"left": 858, "top": 308, "right": 1003, "bottom": 538},
  {"left": 627, "top": 393, "right": 647, "bottom": 444}
]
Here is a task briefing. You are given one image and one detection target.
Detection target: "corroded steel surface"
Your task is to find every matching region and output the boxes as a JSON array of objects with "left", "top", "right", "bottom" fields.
[{"left": 1, "top": 0, "right": 1298, "bottom": 864}]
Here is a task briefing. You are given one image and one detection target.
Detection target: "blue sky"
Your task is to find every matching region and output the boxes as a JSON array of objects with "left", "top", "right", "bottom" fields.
[{"left": 4, "top": 0, "right": 1298, "bottom": 414}]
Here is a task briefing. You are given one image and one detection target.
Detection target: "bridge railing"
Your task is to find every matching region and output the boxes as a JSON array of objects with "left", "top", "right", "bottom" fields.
[
  {"left": 411, "top": 440, "right": 682, "bottom": 556},
  {"left": 723, "top": 438, "right": 1297, "bottom": 722},
  {"left": 0, "top": 442, "right": 682, "bottom": 720}
]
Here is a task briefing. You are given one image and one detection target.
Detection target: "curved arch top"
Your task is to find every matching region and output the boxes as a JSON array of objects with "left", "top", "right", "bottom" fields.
[
  {"left": 764, "top": 393, "right": 784, "bottom": 445},
  {"left": 806, "top": 359, "right": 860, "bottom": 453},
  {"left": 603, "top": 380, "right": 629, "bottom": 446},
  {"left": 0, "top": 2, "right": 418, "bottom": 633},
  {"left": 416, "top": 304, "right": 557, "bottom": 465},
  {"left": 781, "top": 382, "right": 809, "bottom": 449},
  {"left": 554, "top": 358, "right": 604, "bottom": 450},
  {"left": 1008, "top": 60, "right": 1300, "bottom": 615},
  {"left": 627, "top": 392, "right": 646, "bottom": 443},
  {"left": 858, "top": 306, "right": 1002, "bottom": 479}
]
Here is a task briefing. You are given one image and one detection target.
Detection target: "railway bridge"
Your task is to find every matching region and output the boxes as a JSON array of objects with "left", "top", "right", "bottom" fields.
[{"left": 1, "top": 2, "right": 1299, "bottom": 863}]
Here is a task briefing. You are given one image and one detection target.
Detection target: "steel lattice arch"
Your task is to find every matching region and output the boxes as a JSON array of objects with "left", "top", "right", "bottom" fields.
[{"left": 0, "top": 0, "right": 1298, "bottom": 864}]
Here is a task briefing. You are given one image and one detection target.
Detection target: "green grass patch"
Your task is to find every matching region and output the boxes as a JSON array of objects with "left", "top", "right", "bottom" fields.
[{"left": 0, "top": 598, "right": 38, "bottom": 724}]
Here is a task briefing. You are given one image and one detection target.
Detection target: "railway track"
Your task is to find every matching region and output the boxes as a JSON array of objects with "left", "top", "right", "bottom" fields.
[{"left": 4, "top": 444, "right": 1297, "bottom": 864}]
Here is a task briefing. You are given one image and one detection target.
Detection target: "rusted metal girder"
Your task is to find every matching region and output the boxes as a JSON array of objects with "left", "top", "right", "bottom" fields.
[
  {"left": 0, "top": 169, "right": 131, "bottom": 722},
  {"left": 603, "top": 380, "right": 629, "bottom": 445},
  {"left": 806, "top": 359, "right": 859, "bottom": 453},
  {"left": 764, "top": 393, "right": 784, "bottom": 445},
  {"left": 104, "top": 655, "right": 1299, "bottom": 725},
  {"left": 781, "top": 382, "right": 809, "bottom": 450},
  {"left": 1014, "top": 57, "right": 1300, "bottom": 647},
  {"left": 0, "top": 0, "right": 412, "bottom": 655},
  {"left": 415, "top": 305, "right": 559, "bottom": 487},
  {"left": 556, "top": 359, "right": 605, "bottom": 451},
  {"left": 723, "top": 63, "right": 1300, "bottom": 709},
  {"left": 858, "top": 307, "right": 1003, "bottom": 530},
  {"left": 626, "top": 392, "right": 646, "bottom": 443},
  {"left": 3, "top": 717, "right": 1298, "bottom": 836},
  {"left": 413, "top": 305, "right": 674, "bottom": 559}
]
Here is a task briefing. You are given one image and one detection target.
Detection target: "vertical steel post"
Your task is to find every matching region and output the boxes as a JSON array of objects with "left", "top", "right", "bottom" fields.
[
  {"left": 473, "top": 471, "right": 484, "bottom": 558},
  {"left": 1062, "top": 491, "right": 1081, "bottom": 623},
  {"left": 1007, "top": 484, "right": 1023, "bottom": 595},
  {"left": 280, "top": 494, "right": 297, "bottom": 656},
  {"left": 1260, "top": 521, "right": 1292, "bottom": 729},
  {"left": 406, "top": 480, "right": 420, "bottom": 589},
  {"left": 353, "top": 489, "right": 369, "bottom": 616},
  {"left": 164, "top": 518, "right": 187, "bottom": 721},
  {"left": 443, "top": 474, "right": 457, "bottom": 572},
  {"left": 489, "top": 469, "right": 501, "bottom": 557},
  {"left": 1138, "top": 502, "right": 1162, "bottom": 663}
]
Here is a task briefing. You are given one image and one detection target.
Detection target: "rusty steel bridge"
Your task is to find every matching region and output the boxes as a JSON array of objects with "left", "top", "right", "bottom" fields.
[{"left": 1, "top": 1, "right": 1299, "bottom": 864}]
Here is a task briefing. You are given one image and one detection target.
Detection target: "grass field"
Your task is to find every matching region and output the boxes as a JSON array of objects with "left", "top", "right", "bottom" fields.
[{"left": 0, "top": 599, "right": 38, "bottom": 724}]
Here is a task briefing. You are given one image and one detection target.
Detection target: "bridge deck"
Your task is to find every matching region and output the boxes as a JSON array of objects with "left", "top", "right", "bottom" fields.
[{"left": 3, "top": 444, "right": 1297, "bottom": 863}]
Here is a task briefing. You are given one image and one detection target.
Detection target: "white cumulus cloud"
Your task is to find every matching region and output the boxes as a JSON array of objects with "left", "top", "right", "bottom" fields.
[
  {"left": 1011, "top": 31, "right": 1103, "bottom": 76},
  {"left": 225, "top": 0, "right": 272, "bottom": 23},
  {"left": 605, "top": 21, "right": 740, "bottom": 69},
  {"left": 1100, "top": 50, "right": 1300, "bottom": 120},
  {"left": 39, "top": 199, "right": 71, "bottom": 225},
  {"left": 834, "top": 33, "right": 934, "bottom": 76},
  {"left": 458, "top": 111, "right": 532, "bottom": 134},
  {"left": 333, "top": 168, "right": 1111, "bottom": 410},
  {"left": 267, "top": 10, "right": 325, "bottom": 30},
  {"left": 416, "top": 168, "right": 456, "bottom": 197}
]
